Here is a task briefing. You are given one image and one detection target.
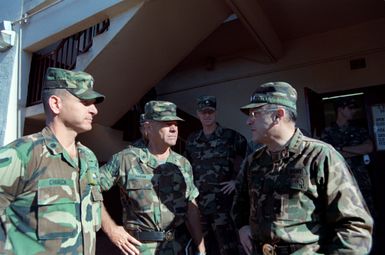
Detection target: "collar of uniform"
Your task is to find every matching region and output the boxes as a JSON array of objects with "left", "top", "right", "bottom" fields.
[
  {"left": 197, "top": 123, "right": 223, "bottom": 141},
  {"left": 166, "top": 150, "right": 179, "bottom": 165},
  {"left": 259, "top": 129, "right": 302, "bottom": 165},
  {"left": 42, "top": 126, "right": 85, "bottom": 169},
  {"left": 138, "top": 147, "right": 152, "bottom": 165},
  {"left": 285, "top": 128, "right": 304, "bottom": 154},
  {"left": 42, "top": 126, "right": 65, "bottom": 155},
  {"left": 138, "top": 147, "right": 178, "bottom": 168}
]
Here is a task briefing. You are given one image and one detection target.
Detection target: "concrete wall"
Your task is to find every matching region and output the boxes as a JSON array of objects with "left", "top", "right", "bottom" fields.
[
  {"left": 0, "top": 0, "right": 23, "bottom": 145},
  {"left": 157, "top": 18, "right": 385, "bottom": 140}
]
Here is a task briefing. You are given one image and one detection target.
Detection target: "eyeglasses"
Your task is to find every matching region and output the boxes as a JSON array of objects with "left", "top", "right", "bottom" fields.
[
  {"left": 248, "top": 108, "right": 277, "bottom": 119},
  {"left": 248, "top": 111, "right": 262, "bottom": 118}
]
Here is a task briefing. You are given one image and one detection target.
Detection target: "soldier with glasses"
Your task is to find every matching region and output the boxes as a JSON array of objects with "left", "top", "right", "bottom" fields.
[{"left": 232, "top": 82, "right": 373, "bottom": 255}]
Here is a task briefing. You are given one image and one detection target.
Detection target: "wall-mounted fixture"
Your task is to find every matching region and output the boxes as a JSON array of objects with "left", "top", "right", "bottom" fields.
[{"left": 0, "top": 21, "right": 16, "bottom": 52}]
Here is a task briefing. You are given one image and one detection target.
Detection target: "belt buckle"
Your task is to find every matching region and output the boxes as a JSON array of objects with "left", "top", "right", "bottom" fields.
[
  {"left": 262, "top": 243, "right": 276, "bottom": 255},
  {"left": 164, "top": 230, "right": 174, "bottom": 241}
]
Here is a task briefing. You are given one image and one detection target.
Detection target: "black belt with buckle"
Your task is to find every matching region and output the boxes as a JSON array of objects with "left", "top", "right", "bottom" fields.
[
  {"left": 257, "top": 243, "right": 305, "bottom": 255},
  {"left": 131, "top": 230, "right": 174, "bottom": 242}
]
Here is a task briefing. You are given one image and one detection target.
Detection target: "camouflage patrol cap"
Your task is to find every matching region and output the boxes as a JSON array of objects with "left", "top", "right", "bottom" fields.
[
  {"left": 197, "top": 96, "right": 216, "bottom": 111},
  {"left": 240, "top": 81, "right": 297, "bottom": 114},
  {"left": 144, "top": 101, "right": 184, "bottom": 121},
  {"left": 43, "top": 67, "right": 105, "bottom": 103}
]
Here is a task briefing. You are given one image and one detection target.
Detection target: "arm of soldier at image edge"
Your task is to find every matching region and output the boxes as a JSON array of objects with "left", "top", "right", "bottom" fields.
[
  {"left": 0, "top": 147, "right": 25, "bottom": 248},
  {"left": 322, "top": 152, "right": 373, "bottom": 254},
  {"left": 186, "top": 199, "right": 206, "bottom": 254}
]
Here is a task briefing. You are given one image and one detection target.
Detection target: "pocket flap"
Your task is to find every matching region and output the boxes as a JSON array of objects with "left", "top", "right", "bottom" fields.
[
  {"left": 126, "top": 175, "right": 153, "bottom": 190},
  {"left": 38, "top": 178, "right": 78, "bottom": 205}
]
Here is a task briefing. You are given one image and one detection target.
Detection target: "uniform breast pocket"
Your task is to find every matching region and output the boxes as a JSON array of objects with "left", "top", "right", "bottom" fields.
[
  {"left": 278, "top": 175, "right": 310, "bottom": 221},
  {"left": 37, "top": 178, "right": 80, "bottom": 240},
  {"left": 126, "top": 178, "right": 153, "bottom": 212}
]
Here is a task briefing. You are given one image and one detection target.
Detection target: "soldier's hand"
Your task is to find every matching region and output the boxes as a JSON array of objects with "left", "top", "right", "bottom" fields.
[
  {"left": 107, "top": 225, "right": 141, "bottom": 255},
  {"left": 239, "top": 225, "right": 252, "bottom": 255},
  {"left": 220, "top": 180, "right": 236, "bottom": 194}
]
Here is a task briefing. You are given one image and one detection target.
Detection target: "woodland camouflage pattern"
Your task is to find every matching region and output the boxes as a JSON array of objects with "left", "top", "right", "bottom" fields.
[
  {"left": 321, "top": 122, "right": 375, "bottom": 215},
  {"left": 144, "top": 101, "right": 184, "bottom": 122},
  {"left": 232, "top": 129, "right": 373, "bottom": 254},
  {"left": 185, "top": 125, "right": 247, "bottom": 215},
  {"left": 44, "top": 67, "right": 105, "bottom": 103},
  {"left": 0, "top": 127, "right": 102, "bottom": 255},
  {"left": 185, "top": 125, "right": 247, "bottom": 255},
  {"left": 240, "top": 81, "right": 297, "bottom": 115},
  {"left": 100, "top": 146, "right": 199, "bottom": 255}
]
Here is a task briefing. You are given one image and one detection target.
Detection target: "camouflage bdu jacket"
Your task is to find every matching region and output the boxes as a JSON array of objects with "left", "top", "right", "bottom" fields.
[
  {"left": 0, "top": 127, "right": 103, "bottom": 255},
  {"left": 185, "top": 125, "right": 247, "bottom": 215},
  {"left": 99, "top": 147, "right": 199, "bottom": 253},
  {"left": 232, "top": 129, "right": 373, "bottom": 254}
]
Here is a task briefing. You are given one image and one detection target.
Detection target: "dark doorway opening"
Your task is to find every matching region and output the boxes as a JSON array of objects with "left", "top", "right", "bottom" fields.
[{"left": 305, "top": 84, "right": 385, "bottom": 255}]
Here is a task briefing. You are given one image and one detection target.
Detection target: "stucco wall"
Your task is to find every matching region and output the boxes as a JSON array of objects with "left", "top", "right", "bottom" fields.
[{"left": 0, "top": 0, "right": 22, "bottom": 145}]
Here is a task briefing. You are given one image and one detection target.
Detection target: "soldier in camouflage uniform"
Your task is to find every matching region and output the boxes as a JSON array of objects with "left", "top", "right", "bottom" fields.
[
  {"left": 232, "top": 82, "right": 373, "bottom": 255},
  {"left": 100, "top": 101, "right": 206, "bottom": 255},
  {"left": 185, "top": 96, "right": 247, "bottom": 255},
  {"left": 321, "top": 97, "right": 375, "bottom": 216},
  {"left": 0, "top": 67, "right": 105, "bottom": 255}
]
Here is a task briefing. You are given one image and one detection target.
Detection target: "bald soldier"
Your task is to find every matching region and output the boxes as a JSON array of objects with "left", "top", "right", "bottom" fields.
[
  {"left": 0, "top": 67, "right": 105, "bottom": 254},
  {"left": 232, "top": 82, "right": 373, "bottom": 254}
]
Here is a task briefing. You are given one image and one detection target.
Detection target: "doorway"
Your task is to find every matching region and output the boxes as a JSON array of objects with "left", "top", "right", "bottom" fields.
[{"left": 305, "top": 84, "right": 385, "bottom": 255}]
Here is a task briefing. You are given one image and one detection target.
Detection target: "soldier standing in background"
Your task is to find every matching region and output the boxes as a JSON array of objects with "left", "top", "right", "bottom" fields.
[
  {"left": 321, "top": 97, "right": 375, "bottom": 216},
  {"left": 232, "top": 82, "right": 373, "bottom": 255},
  {"left": 0, "top": 67, "right": 105, "bottom": 254},
  {"left": 185, "top": 96, "right": 247, "bottom": 255},
  {"left": 100, "top": 101, "right": 206, "bottom": 255}
]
